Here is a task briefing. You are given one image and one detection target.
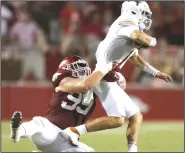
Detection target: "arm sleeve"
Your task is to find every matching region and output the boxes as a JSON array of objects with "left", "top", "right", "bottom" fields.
[{"left": 52, "top": 71, "right": 73, "bottom": 88}]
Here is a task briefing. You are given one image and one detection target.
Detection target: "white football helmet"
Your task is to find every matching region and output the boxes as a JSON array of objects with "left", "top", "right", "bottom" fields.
[
  {"left": 138, "top": 1, "right": 152, "bottom": 30},
  {"left": 121, "top": 1, "right": 142, "bottom": 26}
]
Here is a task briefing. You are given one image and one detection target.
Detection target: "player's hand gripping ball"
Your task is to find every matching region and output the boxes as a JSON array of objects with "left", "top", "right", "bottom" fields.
[{"left": 103, "top": 70, "right": 127, "bottom": 90}]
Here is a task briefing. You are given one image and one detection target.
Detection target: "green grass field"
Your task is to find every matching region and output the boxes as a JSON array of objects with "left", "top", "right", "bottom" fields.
[{"left": 1, "top": 121, "right": 184, "bottom": 152}]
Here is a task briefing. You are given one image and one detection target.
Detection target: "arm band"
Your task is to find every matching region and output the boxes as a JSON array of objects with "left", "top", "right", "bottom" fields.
[
  {"left": 94, "top": 63, "right": 112, "bottom": 76},
  {"left": 143, "top": 63, "right": 160, "bottom": 76}
]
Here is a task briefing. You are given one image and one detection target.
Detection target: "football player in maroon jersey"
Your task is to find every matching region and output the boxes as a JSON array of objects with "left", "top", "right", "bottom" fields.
[{"left": 10, "top": 55, "right": 112, "bottom": 152}]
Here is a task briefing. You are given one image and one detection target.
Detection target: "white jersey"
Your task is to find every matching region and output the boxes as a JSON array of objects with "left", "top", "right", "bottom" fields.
[{"left": 96, "top": 15, "right": 140, "bottom": 66}]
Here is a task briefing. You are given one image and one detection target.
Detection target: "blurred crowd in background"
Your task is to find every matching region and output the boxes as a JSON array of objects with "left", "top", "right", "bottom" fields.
[{"left": 1, "top": 1, "right": 184, "bottom": 88}]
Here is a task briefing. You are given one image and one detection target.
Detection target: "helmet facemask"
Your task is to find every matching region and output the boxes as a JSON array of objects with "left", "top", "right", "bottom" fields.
[
  {"left": 67, "top": 60, "right": 91, "bottom": 78},
  {"left": 140, "top": 10, "right": 152, "bottom": 30}
]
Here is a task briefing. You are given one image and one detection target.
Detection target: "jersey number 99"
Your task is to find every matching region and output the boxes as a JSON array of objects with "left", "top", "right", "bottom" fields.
[{"left": 61, "top": 91, "right": 94, "bottom": 115}]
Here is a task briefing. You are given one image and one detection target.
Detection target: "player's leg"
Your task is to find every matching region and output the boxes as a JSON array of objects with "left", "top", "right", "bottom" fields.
[
  {"left": 10, "top": 112, "right": 58, "bottom": 144},
  {"left": 65, "top": 116, "right": 124, "bottom": 143},
  {"left": 126, "top": 112, "right": 143, "bottom": 152},
  {"left": 64, "top": 81, "right": 126, "bottom": 144},
  {"left": 10, "top": 111, "right": 42, "bottom": 142},
  {"left": 10, "top": 112, "right": 61, "bottom": 151},
  {"left": 31, "top": 126, "right": 95, "bottom": 152},
  {"left": 105, "top": 82, "right": 142, "bottom": 152},
  {"left": 64, "top": 116, "right": 124, "bottom": 147},
  {"left": 103, "top": 82, "right": 142, "bottom": 152},
  {"left": 85, "top": 116, "right": 124, "bottom": 132},
  {"left": 28, "top": 117, "right": 94, "bottom": 152},
  {"left": 66, "top": 82, "right": 142, "bottom": 152},
  {"left": 84, "top": 81, "right": 127, "bottom": 132},
  {"left": 110, "top": 84, "right": 143, "bottom": 152},
  {"left": 61, "top": 142, "right": 95, "bottom": 152}
]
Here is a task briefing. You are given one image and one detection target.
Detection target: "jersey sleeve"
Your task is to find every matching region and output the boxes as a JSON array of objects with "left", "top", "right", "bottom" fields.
[
  {"left": 52, "top": 71, "right": 73, "bottom": 88},
  {"left": 117, "top": 24, "right": 139, "bottom": 38}
]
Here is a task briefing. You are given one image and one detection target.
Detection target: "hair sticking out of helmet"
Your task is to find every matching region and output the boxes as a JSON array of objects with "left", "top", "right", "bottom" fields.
[{"left": 138, "top": 1, "right": 152, "bottom": 30}]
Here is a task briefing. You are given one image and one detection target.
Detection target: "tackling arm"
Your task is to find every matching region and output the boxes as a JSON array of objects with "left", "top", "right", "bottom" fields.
[
  {"left": 57, "top": 71, "right": 106, "bottom": 93},
  {"left": 56, "top": 63, "right": 112, "bottom": 93}
]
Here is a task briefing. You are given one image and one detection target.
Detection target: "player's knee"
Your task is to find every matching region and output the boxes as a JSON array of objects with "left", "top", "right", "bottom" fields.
[
  {"left": 113, "top": 117, "right": 125, "bottom": 127},
  {"left": 118, "top": 117, "right": 125, "bottom": 126},
  {"left": 129, "top": 112, "right": 143, "bottom": 125}
]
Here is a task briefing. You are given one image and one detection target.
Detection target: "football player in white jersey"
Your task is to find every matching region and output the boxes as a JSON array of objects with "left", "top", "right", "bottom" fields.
[{"left": 64, "top": 1, "right": 172, "bottom": 152}]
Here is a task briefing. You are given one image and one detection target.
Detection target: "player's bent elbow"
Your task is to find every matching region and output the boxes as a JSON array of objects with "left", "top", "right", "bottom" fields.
[
  {"left": 131, "top": 31, "right": 143, "bottom": 44},
  {"left": 130, "top": 31, "right": 139, "bottom": 41}
]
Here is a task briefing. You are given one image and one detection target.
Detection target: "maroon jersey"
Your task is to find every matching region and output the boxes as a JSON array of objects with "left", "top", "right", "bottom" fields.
[{"left": 45, "top": 70, "right": 96, "bottom": 130}]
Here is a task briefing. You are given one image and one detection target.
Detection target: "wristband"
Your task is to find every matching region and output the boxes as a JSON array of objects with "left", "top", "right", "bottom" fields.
[
  {"left": 94, "top": 68, "right": 109, "bottom": 76},
  {"left": 143, "top": 63, "right": 160, "bottom": 76},
  {"left": 94, "top": 63, "right": 112, "bottom": 76},
  {"left": 149, "top": 38, "right": 157, "bottom": 47}
]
